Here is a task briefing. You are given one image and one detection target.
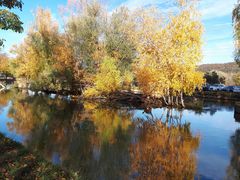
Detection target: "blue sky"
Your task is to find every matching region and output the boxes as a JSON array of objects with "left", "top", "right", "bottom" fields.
[{"left": 0, "top": 0, "right": 237, "bottom": 64}]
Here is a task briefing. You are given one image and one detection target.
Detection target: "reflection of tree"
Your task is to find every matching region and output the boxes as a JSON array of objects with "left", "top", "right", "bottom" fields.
[
  {"left": 91, "top": 108, "right": 132, "bottom": 143},
  {"left": 7, "top": 95, "right": 75, "bottom": 136},
  {"left": 5, "top": 92, "right": 200, "bottom": 179},
  {"left": 226, "top": 129, "right": 240, "bottom": 179},
  {"left": 6, "top": 95, "right": 134, "bottom": 179},
  {"left": 130, "top": 110, "right": 200, "bottom": 180},
  {"left": 67, "top": 104, "right": 134, "bottom": 179},
  {"left": 0, "top": 90, "right": 16, "bottom": 113}
]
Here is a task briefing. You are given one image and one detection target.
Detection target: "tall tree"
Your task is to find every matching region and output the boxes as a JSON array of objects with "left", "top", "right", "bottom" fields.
[
  {"left": 0, "top": 53, "right": 9, "bottom": 74},
  {"left": 12, "top": 8, "right": 75, "bottom": 91},
  {"left": 233, "top": 1, "right": 240, "bottom": 65},
  {"left": 134, "top": 0, "right": 204, "bottom": 106},
  {"left": 105, "top": 7, "right": 136, "bottom": 72},
  {"left": 66, "top": 0, "right": 106, "bottom": 73},
  {"left": 0, "top": 0, "right": 23, "bottom": 47}
]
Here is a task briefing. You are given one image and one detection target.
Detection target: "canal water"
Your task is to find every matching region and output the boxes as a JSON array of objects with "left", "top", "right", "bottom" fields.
[{"left": 0, "top": 90, "right": 239, "bottom": 179}]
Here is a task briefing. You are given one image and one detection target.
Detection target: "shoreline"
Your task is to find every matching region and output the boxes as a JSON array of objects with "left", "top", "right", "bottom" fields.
[
  {"left": 0, "top": 133, "right": 79, "bottom": 179},
  {"left": 4, "top": 88, "right": 240, "bottom": 109}
]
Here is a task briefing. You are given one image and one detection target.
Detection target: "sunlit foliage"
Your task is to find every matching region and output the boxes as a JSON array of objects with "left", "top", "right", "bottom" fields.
[
  {"left": 134, "top": 0, "right": 204, "bottom": 106},
  {"left": 0, "top": 53, "right": 10, "bottom": 74},
  {"left": 84, "top": 56, "right": 121, "bottom": 97},
  {"left": 12, "top": 8, "right": 75, "bottom": 91},
  {"left": 10, "top": 0, "right": 204, "bottom": 104}
]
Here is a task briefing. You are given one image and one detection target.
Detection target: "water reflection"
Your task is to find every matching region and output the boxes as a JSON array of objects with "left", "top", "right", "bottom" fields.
[
  {"left": 2, "top": 91, "right": 133, "bottom": 178},
  {"left": 187, "top": 100, "right": 235, "bottom": 117},
  {"left": 227, "top": 129, "right": 240, "bottom": 179},
  {"left": 131, "top": 110, "right": 200, "bottom": 179},
  {"left": 0, "top": 90, "right": 239, "bottom": 179}
]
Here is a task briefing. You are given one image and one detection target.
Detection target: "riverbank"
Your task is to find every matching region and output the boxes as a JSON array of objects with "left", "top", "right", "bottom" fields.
[
  {"left": 0, "top": 133, "right": 80, "bottom": 179},
  {"left": 193, "top": 91, "right": 240, "bottom": 101},
  {"left": 6, "top": 88, "right": 240, "bottom": 110}
]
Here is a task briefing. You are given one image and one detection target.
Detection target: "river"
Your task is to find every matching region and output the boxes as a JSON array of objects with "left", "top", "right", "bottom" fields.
[{"left": 0, "top": 90, "right": 239, "bottom": 179}]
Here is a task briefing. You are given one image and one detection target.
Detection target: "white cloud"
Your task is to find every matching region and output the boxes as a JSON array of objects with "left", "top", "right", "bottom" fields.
[
  {"left": 120, "top": 0, "right": 236, "bottom": 20},
  {"left": 200, "top": 0, "right": 236, "bottom": 20}
]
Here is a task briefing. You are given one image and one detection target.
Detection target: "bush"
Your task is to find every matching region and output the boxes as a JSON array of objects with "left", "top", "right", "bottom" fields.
[
  {"left": 83, "top": 56, "right": 122, "bottom": 97},
  {"left": 83, "top": 87, "right": 100, "bottom": 98}
]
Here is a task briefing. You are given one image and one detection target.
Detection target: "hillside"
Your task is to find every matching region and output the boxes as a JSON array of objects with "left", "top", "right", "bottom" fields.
[{"left": 198, "top": 62, "right": 240, "bottom": 73}]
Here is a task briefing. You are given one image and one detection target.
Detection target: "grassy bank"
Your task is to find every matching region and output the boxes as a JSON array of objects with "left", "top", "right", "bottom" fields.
[{"left": 0, "top": 133, "right": 80, "bottom": 179}]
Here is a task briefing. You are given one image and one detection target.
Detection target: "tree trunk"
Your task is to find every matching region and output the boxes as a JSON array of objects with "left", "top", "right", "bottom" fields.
[
  {"left": 162, "top": 96, "right": 169, "bottom": 105},
  {"left": 180, "top": 92, "right": 185, "bottom": 107},
  {"left": 168, "top": 95, "right": 171, "bottom": 105},
  {"left": 176, "top": 96, "right": 179, "bottom": 106}
]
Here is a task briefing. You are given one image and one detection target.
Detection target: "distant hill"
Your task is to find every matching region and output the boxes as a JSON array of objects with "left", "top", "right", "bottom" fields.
[{"left": 198, "top": 62, "right": 240, "bottom": 73}]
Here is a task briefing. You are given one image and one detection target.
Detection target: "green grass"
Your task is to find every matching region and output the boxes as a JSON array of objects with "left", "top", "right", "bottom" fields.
[{"left": 0, "top": 133, "right": 81, "bottom": 179}]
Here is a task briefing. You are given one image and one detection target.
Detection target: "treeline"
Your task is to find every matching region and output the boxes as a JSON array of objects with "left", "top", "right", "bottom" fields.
[
  {"left": 0, "top": 0, "right": 204, "bottom": 107},
  {"left": 198, "top": 62, "right": 240, "bottom": 74},
  {"left": 198, "top": 62, "right": 240, "bottom": 85}
]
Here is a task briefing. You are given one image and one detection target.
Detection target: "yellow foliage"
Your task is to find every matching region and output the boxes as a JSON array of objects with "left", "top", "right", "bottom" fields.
[
  {"left": 134, "top": 0, "right": 204, "bottom": 100},
  {"left": 122, "top": 70, "right": 134, "bottom": 90},
  {"left": 0, "top": 53, "right": 9, "bottom": 74},
  {"left": 83, "top": 56, "right": 122, "bottom": 97},
  {"left": 83, "top": 87, "right": 100, "bottom": 98},
  {"left": 233, "top": 73, "right": 240, "bottom": 86}
]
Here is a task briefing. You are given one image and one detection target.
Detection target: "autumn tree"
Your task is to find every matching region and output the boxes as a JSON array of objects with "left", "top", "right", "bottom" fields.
[
  {"left": 134, "top": 0, "right": 204, "bottom": 106},
  {"left": 0, "top": 53, "right": 10, "bottom": 75},
  {"left": 12, "top": 8, "right": 75, "bottom": 91},
  {"left": 0, "top": 0, "right": 23, "bottom": 47},
  {"left": 9, "top": 0, "right": 205, "bottom": 102},
  {"left": 64, "top": 1, "right": 136, "bottom": 92}
]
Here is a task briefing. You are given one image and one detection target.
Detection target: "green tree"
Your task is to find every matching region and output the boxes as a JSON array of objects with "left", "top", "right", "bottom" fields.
[
  {"left": 204, "top": 71, "right": 226, "bottom": 85},
  {"left": 0, "top": 0, "right": 23, "bottom": 47},
  {"left": 105, "top": 7, "right": 136, "bottom": 72},
  {"left": 66, "top": 0, "right": 106, "bottom": 73}
]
